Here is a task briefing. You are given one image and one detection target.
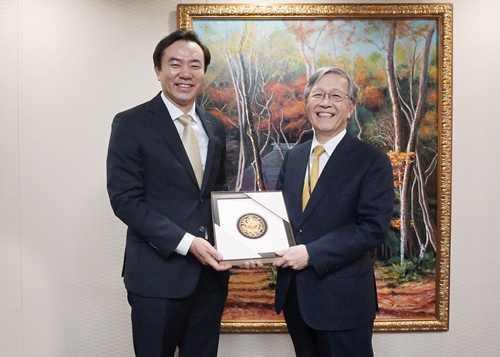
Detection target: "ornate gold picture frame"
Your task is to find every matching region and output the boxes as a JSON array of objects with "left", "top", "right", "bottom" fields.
[{"left": 178, "top": 3, "right": 452, "bottom": 333}]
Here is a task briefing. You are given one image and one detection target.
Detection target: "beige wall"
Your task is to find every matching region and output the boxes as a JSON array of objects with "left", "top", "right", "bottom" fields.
[{"left": 1, "top": 0, "right": 499, "bottom": 356}]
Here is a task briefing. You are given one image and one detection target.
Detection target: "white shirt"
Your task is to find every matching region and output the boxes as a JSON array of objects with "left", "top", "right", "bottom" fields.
[
  {"left": 307, "top": 129, "right": 347, "bottom": 178},
  {"left": 160, "top": 93, "right": 208, "bottom": 255}
]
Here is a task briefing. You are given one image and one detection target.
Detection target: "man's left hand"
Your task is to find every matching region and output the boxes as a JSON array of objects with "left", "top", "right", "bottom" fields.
[{"left": 273, "top": 244, "right": 309, "bottom": 270}]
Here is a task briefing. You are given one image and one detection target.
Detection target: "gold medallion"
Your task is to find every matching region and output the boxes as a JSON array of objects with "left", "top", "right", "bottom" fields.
[{"left": 237, "top": 213, "right": 268, "bottom": 239}]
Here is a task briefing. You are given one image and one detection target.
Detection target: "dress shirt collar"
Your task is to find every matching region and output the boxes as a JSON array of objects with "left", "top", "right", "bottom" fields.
[
  {"left": 310, "top": 129, "right": 346, "bottom": 157},
  {"left": 160, "top": 92, "right": 198, "bottom": 123}
]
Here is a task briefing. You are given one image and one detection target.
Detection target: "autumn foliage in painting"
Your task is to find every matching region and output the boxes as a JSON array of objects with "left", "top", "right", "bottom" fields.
[{"left": 195, "top": 18, "right": 439, "bottom": 320}]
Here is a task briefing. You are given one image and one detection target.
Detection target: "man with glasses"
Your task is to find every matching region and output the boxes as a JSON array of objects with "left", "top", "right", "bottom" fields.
[{"left": 273, "top": 66, "right": 394, "bottom": 357}]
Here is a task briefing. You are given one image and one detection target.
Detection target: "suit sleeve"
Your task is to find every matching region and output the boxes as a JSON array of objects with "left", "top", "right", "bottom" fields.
[{"left": 106, "top": 112, "right": 185, "bottom": 258}]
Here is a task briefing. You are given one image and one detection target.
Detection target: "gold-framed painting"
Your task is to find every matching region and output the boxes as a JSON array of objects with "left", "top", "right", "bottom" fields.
[{"left": 178, "top": 3, "right": 452, "bottom": 333}]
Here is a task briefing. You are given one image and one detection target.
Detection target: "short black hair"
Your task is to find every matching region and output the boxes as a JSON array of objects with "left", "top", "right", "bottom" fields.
[{"left": 153, "top": 30, "right": 211, "bottom": 73}]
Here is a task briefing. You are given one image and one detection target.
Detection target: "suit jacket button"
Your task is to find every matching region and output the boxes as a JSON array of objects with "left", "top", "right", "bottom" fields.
[
  {"left": 297, "top": 229, "right": 303, "bottom": 235},
  {"left": 199, "top": 226, "right": 205, "bottom": 233}
]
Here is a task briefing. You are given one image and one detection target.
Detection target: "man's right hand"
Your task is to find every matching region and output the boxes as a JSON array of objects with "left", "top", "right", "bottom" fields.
[{"left": 189, "top": 237, "right": 232, "bottom": 271}]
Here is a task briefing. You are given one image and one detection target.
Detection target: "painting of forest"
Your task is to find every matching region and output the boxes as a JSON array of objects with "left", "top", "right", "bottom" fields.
[{"left": 180, "top": 3, "right": 452, "bottom": 332}]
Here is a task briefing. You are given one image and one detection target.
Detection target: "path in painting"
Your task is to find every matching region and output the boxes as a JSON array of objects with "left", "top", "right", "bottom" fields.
[
  {"left": 223, "top": 266, "right": 435, "bottom": 320},
  {"left": 375, "top": 266, "right": 436, "bottom": 319},
  {"left": 223, "top": 267, "right": 279, "bottom": 320}
]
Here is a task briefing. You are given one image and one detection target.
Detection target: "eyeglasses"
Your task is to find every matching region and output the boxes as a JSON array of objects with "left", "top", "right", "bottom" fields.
[{"left": 309, "top": 90, "right": 351, "bottom": 103}]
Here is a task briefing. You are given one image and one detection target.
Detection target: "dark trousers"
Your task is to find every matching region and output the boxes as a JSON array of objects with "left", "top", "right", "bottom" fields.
[
  {"left": 283, "top": 276, "right": 374, "bottom": 357},
  {"left": 127, "top": 267, "right": 228, "bottom": 357}
]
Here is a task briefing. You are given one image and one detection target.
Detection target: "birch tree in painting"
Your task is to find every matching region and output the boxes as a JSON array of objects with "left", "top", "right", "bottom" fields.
[
  {"left": 199, "top": 21, "right": 306, "bottom": 191},
  {"left": 368, "top": 20, "right": 438, "bottom": 263}
]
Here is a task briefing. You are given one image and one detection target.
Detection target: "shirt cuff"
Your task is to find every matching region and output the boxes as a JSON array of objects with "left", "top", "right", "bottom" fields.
[{"left": 175, "top": 233, "right": 195, "bottom": 256}]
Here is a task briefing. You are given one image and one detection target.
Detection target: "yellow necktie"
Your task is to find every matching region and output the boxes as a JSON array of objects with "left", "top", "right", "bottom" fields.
[
  {"left": 178, "top": 115, "right": 203, "bottom": 188},
  {"left": 302, "top": 145, "right": 325, "bottom": 211}
]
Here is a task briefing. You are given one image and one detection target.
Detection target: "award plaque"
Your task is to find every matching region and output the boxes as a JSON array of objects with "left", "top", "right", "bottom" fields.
[{"left": 211, "top": 191, "right": 295, "bottom": 265}]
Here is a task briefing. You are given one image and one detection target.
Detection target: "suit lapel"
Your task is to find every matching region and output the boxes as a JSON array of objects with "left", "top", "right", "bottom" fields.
[
  {"left": 300, "top": 134, "right": 356, "bottom": 222},
  {"left": 197, "top": 106, "right": 215, "bottom": 192},
  {"left": 288, "top": 142, "right": 311, "bottom": 224},
  {"left": 146, "top": 93, "right": 200, "bottom": 188}
]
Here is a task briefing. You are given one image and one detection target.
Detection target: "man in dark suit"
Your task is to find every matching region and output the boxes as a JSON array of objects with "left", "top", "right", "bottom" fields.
[
  {"left": 106, "top": 30, "right": 231, "bottom": 357},
  {"left": 274, "top": 66, "right": 394, "bottom": 357}
]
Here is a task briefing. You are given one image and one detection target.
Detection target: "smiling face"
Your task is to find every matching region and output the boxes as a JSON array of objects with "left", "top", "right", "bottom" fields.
[
  {"left": 154, "top": 40, "right": 205, "bottom": 113},
  {"left": 306, "top": 72, "right": 356, "bottom": 144}
]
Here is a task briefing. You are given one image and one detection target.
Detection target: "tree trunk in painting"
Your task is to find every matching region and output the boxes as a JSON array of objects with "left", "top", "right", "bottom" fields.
[
  {"left": 284, "top": 20, "right": 335, "bottom": 80},
  {"left": 223, "top": 49, "right": 247, "bottom": 192},
  {"left": 236, "top": 24, "right": 266, "bottom": 191},
  {"left": 409, "top": 22, "right": 438, "bottom": 257},
  {"left": 386, "top": 20, "right": 437, "bottom": 262},
  {"left": 387, "top": 20, "right": 403, "bottom": 153}
]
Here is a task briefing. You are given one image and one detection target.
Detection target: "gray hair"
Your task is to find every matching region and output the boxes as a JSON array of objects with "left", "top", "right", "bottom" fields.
[{"left": 304, "top": 66, "right": 358, "bottom": 104}]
